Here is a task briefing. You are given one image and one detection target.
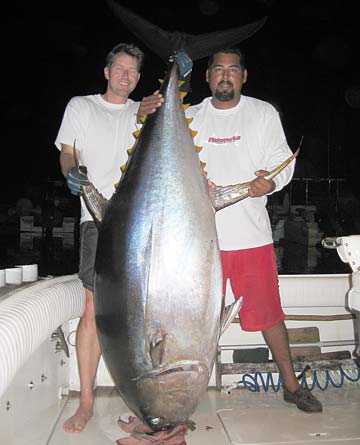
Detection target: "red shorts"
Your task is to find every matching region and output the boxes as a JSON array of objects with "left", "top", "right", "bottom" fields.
[{"left": 220, "top": 244, "right": 285, "bottom": 332}]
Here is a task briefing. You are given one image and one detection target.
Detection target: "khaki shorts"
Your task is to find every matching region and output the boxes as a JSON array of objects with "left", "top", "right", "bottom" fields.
[
  {"left": 221, "top": 244, "right": 285, "bottom": 332},
  {"left": 78, "top": 221, "right": 98, "bottom": 292}
]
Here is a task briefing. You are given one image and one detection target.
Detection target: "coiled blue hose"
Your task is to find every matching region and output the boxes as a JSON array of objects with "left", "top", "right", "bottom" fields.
[{"left": 239, "top": 361, "right": 360, "bottom": 393}]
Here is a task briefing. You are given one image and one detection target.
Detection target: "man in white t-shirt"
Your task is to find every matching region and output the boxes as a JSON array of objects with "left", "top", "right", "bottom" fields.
[
  {"left": 186, "top": 48, "right": 322, "bottom": 413},
  {"left": 55, "top": 43, "right": 163, "bottom": 434}
]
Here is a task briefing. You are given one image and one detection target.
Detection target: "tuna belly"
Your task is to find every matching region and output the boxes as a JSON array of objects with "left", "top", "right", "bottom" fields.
[{"left": 135, "top": 361, "right": 209, "bottom": 431}]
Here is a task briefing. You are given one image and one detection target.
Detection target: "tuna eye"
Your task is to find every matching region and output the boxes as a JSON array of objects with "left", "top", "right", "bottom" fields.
[{"left": 147, "top": 417, "right": 161, "bottom": 428}]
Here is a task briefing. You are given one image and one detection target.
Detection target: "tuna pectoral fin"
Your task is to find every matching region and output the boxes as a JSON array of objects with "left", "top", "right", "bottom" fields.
[
  {"left": 209, "top": 148, "right": 300, "bottom": 211},
  {"left": 209, "top": 181, "right": 252, "bottom": 211},
  {"left": 220, "top": 298, "right": 243, "bottom": 337},
  {"left": 81, "top": 184, "right": 108, "bottom": 228},
  {"left": 72, "top": 141, "right": 108, "bottom": 227}
]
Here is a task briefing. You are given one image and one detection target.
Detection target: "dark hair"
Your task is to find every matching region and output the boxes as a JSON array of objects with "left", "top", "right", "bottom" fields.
[
  {"left": 105, "top": 43, "right": 144, "bottom": 70},
  {"left": 208, "top": 48, "right": 245, "bottom": 70}
]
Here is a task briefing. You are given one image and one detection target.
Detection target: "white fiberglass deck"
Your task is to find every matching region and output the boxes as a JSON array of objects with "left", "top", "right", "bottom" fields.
[{"left": 30, "top": 384, "right": 360, "bottom": 445}]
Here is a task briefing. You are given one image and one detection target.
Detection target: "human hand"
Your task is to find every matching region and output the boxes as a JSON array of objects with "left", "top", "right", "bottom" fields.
[
  {"left": 248, "top": 170, "right": 275, "bottom": 197},
  {"left": 137, "top": 90, "right": 164, "bottom": 123},
  {"left": 66, "top": 167, "right": 90, "bottom": 196}
]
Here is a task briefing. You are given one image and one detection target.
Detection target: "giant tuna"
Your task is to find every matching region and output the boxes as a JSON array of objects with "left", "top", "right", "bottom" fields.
[{"left": 77, "top": 1, "right": 298, "bottom": 432}]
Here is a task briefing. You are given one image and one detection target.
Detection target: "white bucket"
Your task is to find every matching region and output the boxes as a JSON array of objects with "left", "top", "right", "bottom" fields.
[
  {"left": 15, "top": 264, "right": 38, "bottom": 282},
  {"left": 5, "top": 268, "right": 23, "bottom": 285},
  {"left": 0, "top": 270, "right": 5, "bottom": 287}
]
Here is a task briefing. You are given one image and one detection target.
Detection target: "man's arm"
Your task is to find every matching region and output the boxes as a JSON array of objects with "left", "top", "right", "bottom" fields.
[{"left": 60, "top": 144, "right": 79, "bottom": 178}]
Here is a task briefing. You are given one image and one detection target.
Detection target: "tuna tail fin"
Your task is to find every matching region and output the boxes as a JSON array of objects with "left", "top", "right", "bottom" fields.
[
  {"left": 72, "top": 142, "right": 109, "bottom": 228},
  {"left": 220, "top": 298, "right": 243, "bottom": 337},
  {"left": 104, "top": 0, "right": 267, "bottom": 62}
]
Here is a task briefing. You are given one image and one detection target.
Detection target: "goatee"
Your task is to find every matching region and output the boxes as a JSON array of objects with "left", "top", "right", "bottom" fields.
[
  {"left": 215, "top": 90, "right": 235, "bottom": 102},
  {"left": 215, "top": 81, "right": 234, "bottom": 102}
]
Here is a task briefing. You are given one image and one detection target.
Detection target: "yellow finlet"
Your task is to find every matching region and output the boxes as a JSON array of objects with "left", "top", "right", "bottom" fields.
[
  {"left": 195, "top": 145, "right": 202, "bottom": 153},
  {"left": 186, "top": 117, "right": 193, "bottom": 125},
  {"left": 139, "top": 115, "right": 147, "bottom": 124},
  {"left": 120, "top": 164, "right": 127, "bottom": 172},
  {"left": 127, "top": 147, "right": 134, "bottom": 155},
  {"left": 178, "top": 80, "right": 185, "bottom": 87},
  {"left": 158, "top": 78, "right": 164, "bottom": 84},
  {"left": 133, "top": 130, "right": 141, "bottom": 138},
  {"left": 190, "top": 129, "right": 198, "bottom": 138},
  {"left": 179, "top": 91, "right": 187, "bottom": 100},
  {"left": 183, "top": 103, "right": 190, "bottom": 110},
  {"left": 201, "top": 161, "right": 208, "bottom": 177}
]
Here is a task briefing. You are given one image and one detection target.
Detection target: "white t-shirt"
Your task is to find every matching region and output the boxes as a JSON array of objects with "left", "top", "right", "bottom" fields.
[
  {"left": 186, "top": 95, "right": 295, "bottom": 250},
  {"left": 55, "top": 94, "right": 140, "bottom": 223}
]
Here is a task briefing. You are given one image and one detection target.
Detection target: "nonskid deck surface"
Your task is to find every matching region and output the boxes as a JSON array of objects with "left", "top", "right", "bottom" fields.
[{"left": 46, "top": 385, "right": 360, "bottom": 445}]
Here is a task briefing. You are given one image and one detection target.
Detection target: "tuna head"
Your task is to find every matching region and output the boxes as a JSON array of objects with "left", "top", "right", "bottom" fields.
[
  {"left": 133, "top": 363, "right": 208, "bottom": 431},
  {"left": 93, "top": 57, "right": 223, "bottom": 430}
]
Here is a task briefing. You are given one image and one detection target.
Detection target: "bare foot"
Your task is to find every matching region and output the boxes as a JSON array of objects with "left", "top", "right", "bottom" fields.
[{"left": 63, "top": 407, "right": 93, "bottom": 434}]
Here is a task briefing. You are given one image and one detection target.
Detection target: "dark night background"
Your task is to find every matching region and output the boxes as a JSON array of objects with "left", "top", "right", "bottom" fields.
[{"left": 2, "top": 0, "right": 360, "bottom": 249}]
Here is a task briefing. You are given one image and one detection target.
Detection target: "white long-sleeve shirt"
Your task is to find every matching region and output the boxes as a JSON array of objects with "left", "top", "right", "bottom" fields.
[{"left": 186, "top": 95, "right": 295, "bottom": 250}]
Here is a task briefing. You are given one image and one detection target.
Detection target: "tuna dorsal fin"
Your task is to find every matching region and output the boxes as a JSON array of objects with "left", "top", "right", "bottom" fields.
[
  {"left": 220, "top": 298, "right": 243, "bottom": 337},
  {"left": 104, "top": 0, "right": 267, "bottom": 62}
]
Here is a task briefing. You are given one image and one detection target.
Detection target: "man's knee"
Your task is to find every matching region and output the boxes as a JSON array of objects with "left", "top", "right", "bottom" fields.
[{"left": 81, "top": 288, "right": 95, "bottom": 320}]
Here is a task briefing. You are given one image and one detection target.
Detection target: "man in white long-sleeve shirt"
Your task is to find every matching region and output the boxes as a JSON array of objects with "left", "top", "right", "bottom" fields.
[{"left": 186, "top": 48, "right": 322, "bottom": 413}]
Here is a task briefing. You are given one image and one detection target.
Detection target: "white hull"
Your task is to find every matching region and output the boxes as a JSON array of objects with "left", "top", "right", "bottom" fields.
[{"left": 0, "top": 273, "right": 359, "bottom": 444}]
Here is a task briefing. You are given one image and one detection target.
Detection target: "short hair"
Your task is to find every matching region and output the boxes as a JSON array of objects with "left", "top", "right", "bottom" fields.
[
  {"left": 208, "top": 48, "right": 245, "bottom": 70},
  {"left": 105, "top": 43, "right": 144, "bottom": 70}
]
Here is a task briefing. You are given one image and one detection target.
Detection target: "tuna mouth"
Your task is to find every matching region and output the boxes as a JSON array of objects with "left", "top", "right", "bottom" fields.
[
  {"left": 134, "top": 361, "right": 209, "bottom": 430},
  {"left": 135, "top": 361, "right": 208, "bottom": 380}
]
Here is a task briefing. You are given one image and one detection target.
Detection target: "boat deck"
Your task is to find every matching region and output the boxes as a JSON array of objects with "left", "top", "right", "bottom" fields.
[
  {"left": 44, "top": 384, "right": 360, "bottom": 445},
  {"left": 1, "top": 264, "right": 359, "bottom": 444}
]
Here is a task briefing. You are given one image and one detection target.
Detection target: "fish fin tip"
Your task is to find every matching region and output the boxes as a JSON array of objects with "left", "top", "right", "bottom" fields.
[
  {"left": 220, "top": 297, "right": 243, "bottom": 337},
  {"left": 72, "top": 140, "right": 80, "bottom": 171}
]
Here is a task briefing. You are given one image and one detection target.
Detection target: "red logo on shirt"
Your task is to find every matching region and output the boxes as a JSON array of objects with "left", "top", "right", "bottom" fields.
[{"left": 208, "top": 136, "right": 241, "bottom": 144}]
